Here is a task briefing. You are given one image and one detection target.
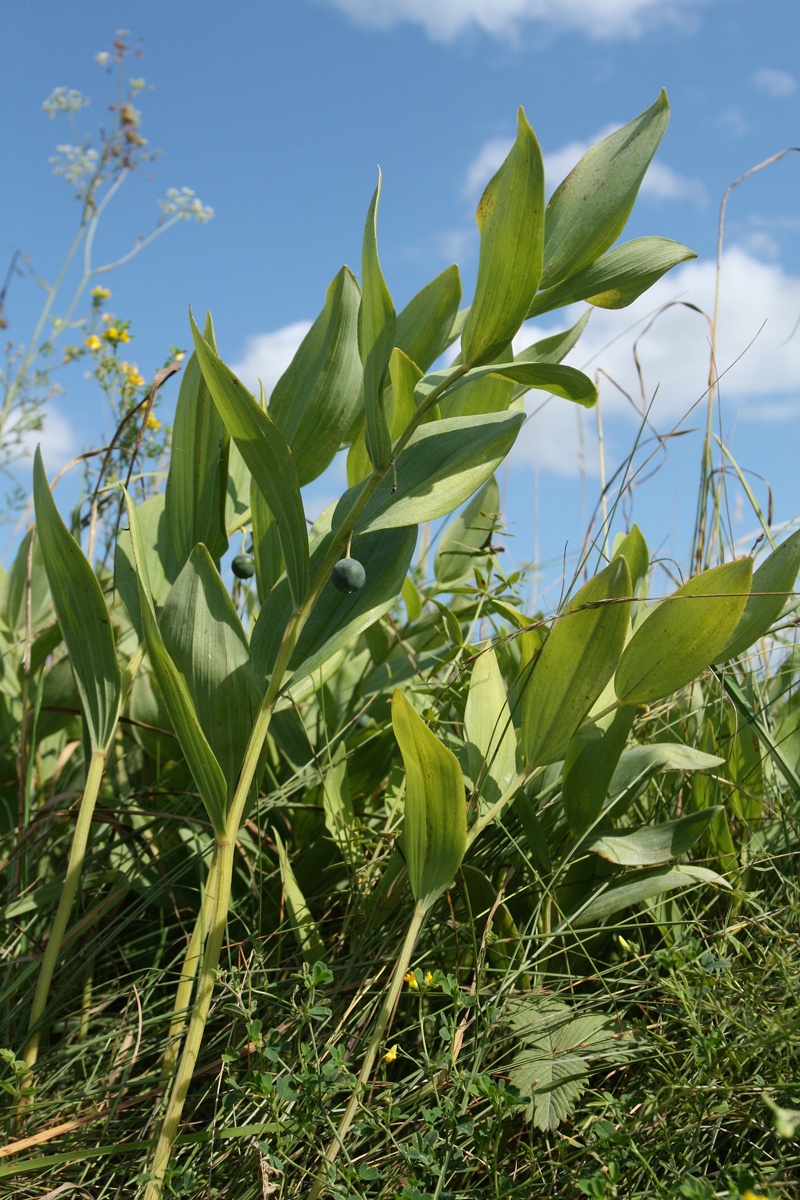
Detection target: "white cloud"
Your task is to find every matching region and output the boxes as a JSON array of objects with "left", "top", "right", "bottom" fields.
[
  {"left": 509, "top": 247, "right": 800, "bottom": 476},
  {"left": 753, "top": 68, "right": 797, "bottom": 97},
  {"left": 10, "top": 406, "right": 78, "bottom": 476},
  {"left": 230, "top": 321, "right": 312, "bottom": 397},
  {"left": 321, "top": 0, "right": 706, "bottom": 42},
  {"left": 463, "top": 125, "right": 705, "bottom": 204}
]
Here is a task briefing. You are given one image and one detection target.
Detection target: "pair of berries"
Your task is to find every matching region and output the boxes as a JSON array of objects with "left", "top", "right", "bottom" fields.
[{"left": 232, "top": 553, "right": 366, "bottom": 594}]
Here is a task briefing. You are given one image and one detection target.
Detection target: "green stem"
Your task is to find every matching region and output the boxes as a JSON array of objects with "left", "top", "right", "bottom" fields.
[
  {"left": 22, "top": 748, "right": 107, "bottom": 1078},
  {"left": 142, "top": 358, "right": 470, "bottom": 1197},
  {"left": 308, "top": 903, "right": 428, "bottom": 1200}
]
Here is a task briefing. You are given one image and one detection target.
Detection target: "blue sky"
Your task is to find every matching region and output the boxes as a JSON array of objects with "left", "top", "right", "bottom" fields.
[{"left": 2, "top": 0, "right": 798, "bottom": 595}]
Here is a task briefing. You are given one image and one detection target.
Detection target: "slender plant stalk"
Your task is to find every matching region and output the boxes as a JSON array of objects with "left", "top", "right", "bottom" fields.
[
  {"left": 142, "top": 361, "right": 470, "bottom": 1199},
  {"left": 308, "top": 903, "right": 428, "bottom": 1200},
  {"left": 22, "top": 748, "right": 107, "bottom": 1077}
]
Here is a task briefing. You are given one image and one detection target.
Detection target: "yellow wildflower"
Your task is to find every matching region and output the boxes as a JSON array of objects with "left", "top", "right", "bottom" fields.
[
  {"left": 404, "top": 972, "right": 419, "bottom": 990},
  {"left": 741, "top": 1193, "right": 771, "bottom": 1200},
  {"left": 104, "top": 326, "right": 130, "bottom": 344},
  {"left": 383, "top": 1044, "right": 399, "bottom": 1064},
  {"left": 145, "top": 413, "right": 161, "bottom": 431},
  {"left": 174, "top": 351, "right": 185, "bottom": 362},
  {"left": 425, "top": 971, "right": 435, "bottom": 986},
  {"left": 91, "top": 285, "right": 111, "bottom": 303},
  {"left": 102, "top": 312, "right": 114, "bottom": 324},
  {"left": 85, "top": 334, "right": 102, "bottom": 351},
  {"left": 122, "top": 362, "right": 146, "bottom": 387}
]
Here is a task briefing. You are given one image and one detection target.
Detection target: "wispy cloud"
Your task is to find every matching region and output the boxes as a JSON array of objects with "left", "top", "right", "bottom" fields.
[
  {"left": 320, "top": 0, "right": 708, "bottom": 42},
  {"left": 462, "top": 124, "right": 706, "bottom": 205},
  {"left": 509, "top": 247, "right": 800, "bottom": 476},
  {"left": 753, "top": 67, "right": 797, "bottom": 97},
  {"left": 230, "top": 321, "right": 312, "bottom": 397}
]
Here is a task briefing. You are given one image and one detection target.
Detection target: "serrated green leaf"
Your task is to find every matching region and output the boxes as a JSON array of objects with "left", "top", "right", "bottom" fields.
[
  {"left": 190, "top": 311, "right": 310, "bottom": 609},
  {"left": 164, "top": 311, "right": 229, "bottom": 567},
  {"left": 615, "top": 559, "right": 753, "bottom": 706},
  {"left": 462, "top": 108, "right": 544, "bottom": 366},
  {"left": 160, "top": 545, "right": 260, "bottom": 802},
  {"left": 335, "top": 411, "right": 523, "bottom": 535},
  {"left": 360, "top": 173, "right": 395, "bottom": 471},
  {"left": 392, "top": 689, "right": 466, "bottom": 909},
  {"left": 585, "top": 807, "right": 722, "bottom": 866},
  {"left": 542, "top": 91, "right": 670, "bottom": 289},
  {"left": 715, "top": 529, "right": 800, "bottom": 662},
  {"left": 268, "top": 266, "right": 363, "bottom": 485},
  {"left": 33, "top": 449, "right": 121, "bottom": 753},
  {"left": 435, "top": 477, "right": 500, "bottom": 585},
  {"left": 122, "top": 490, "right": 228, "bottom": 835},
  {"left": 530, "top": 237, "right": 696, "bottom": 319},
  {"left": 522, "top": 557, "right": 632, "bottom": 767}
]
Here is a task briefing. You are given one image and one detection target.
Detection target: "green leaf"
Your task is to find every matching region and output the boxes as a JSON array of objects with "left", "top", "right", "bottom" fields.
[
  {"left": 514, "top": 311, "right": 591, "bottom": 366},
  {"left": 160, "top": 545, "right": 260, "bottom": 802},
  {"left": 464, "top": 643, "right": 518, "bottom": 809},
  {"left": 115, "top": 493, "right": 176, "bottom": 636},
  {"left": 388, "top": 346, "right": 423, "bottom": 433},
  {"left": 541, "top": 91, "right": 670, "bottom": 289},
  {"left": 522, "top": 557, "right": 632, "bottom": 767},
  {"left": 1, "top": 528, "right": 50, "bottom": 635},
  {"left": 334, "top": 411, "right": 524, "bottom": 535},
  {"left": 164, "top": 311, "right": 229, "bottom": 567},
  {"left": 322, "top": 743, "right": 359, "bottom": 869},
  {"left": 530, "top": 237, "right": 696, "bottom": 318},
  {"left": 392, "top": 689, "right": 466, "bottom": 908},
  {"left": 445, "top": 359, "right": 597, "bottom": 410},
  {"left": 507, "top": 998, "right": 629, "bottom": 1131},
  {"left": 274, "top": 829, "right": 326, "bottom": 964},
  {"left": 563, "top": 705, "right": 636, "bottom": 837},
  {"left": 122, "top": 490, "right": 228, "bottom": 836},
  {"left": 360, "top": 173, "right": 395, "bottom": 471},
  {"left": 250, "top": 524, "right": 417, "bottom": 692},
  {"left": 612, "top": 524, "right": 650, "bottom": 597},
  {"left": 715, "top": 529, "right": 800, "bottom": 662},
  {"left": 615, "top": 559, "right": 753, "bottom": 706},
  {"left": 250, "top": 480, "right": 283, "bottom": 601},
  {"left": 190, "top": 311, "right": 310, "bottom": 609},
  {"left": 395, "top": 265, "right": 462, "bottom": 372},
  {"left": 462, "top": 108, "right": 545, "bottom": 366},
  {"left": 268, "top": 266, "right": 363, "bottom": 486},
  {"left": 585, "top": 808, "right": 722, "bottom": 866},
  {"left": 33, "top": 448, "right": 121, "bottom": 753},
  {"left": 569, "top": 863, "right": 730, "bottom": 927},
  {"left": 435, "top": 476, "right": 500, "bottom": 585}
]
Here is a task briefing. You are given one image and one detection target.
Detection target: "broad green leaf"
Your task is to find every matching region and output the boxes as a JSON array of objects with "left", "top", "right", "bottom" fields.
[
  {"left": 395, "top": 264, "right": 462, "bottom": 372},
  {"left": 542, "top": 91, "right": 670, "bottom": 289},
  {"left": 612, "top": 524, "right": 650, "bottom": 597},
  {"left": 462, "top": 108, "right": 545, "bottom": 366},
  {"left": 522, "top": 557, "right": 632, "bottom": 767},
  {"left": 715, "top": 529, "right": 800, "bottom": 662},
  {"left": 507, "top": 998, "right": 628, "bottom": 1131},
  {"left": 250, "top": 480, "right": 283, "bottom": 601},
  {"left": 563, "top": 705, "right": 636, "bottom": 837},
  {"left": 514, "top": 311, "right": 591, "bottom": 366},
  {"left": 1, "top": 528, "right": 50, "bottom": 635},
  {"left": 274, "top": 829, "right": 325, "bottom": 964},
  {"left": 464, "top": 643, "right": 518, "bottom": 809},
  {"left": 115, "top": 492, "right": 176, "bottom": 636},
  {"left": 268, "top": 266, "right": 363, "bottom": 485},
  {"left": 160, "top": 545, "right": 260, "bottom": 802},
  {"left": 250, "top": 524, "right": 417, "bottom": 691},
  {"left": 392, "top": 689, "right": 466, "bottom": 908},
  {"left": 438, "top": 344, "right": 517, "bottom": 420},
  {"left": 615, "top": 559, "right": 753, "bottom": 706},
  {"left": 360, "top": 173, "right": 395, "bottom": 471},
  {"left": 190, "top": 311, "right": 310, "bottom": 609},
  {"left": 443, "top": 359, "right": 597, "bottom": 412},
  {"left": 606, "top": 743, "right": 725, "bottom": 820},
  {"left": 33, "top": 449, "right": 121, "bottom": 754},
  {"left": 570, "top": 863, "right": 729, "bottom": 927},
  {"left": 388, "top": 346, "right": 423, "bottom": 433},
  {"left": 530, "top": 236, "right": 696, "bottom": 318},
  {"left": 585, "top": 807, "right": 722, "bottom": 866},
  {"left": 322, "top": 743, "right": 359, "bottom": 869},
  {"left": 334, "top": 411, "right": 524, "bottom": 535},
  {"left": 435, "top": 477, "right": 500, "bottom": 585},
  {"left": 164, "top": 311, "right": 228, "bottom": 567},
  {"left": 122, "top": 491, "right": 228, "bottom": 835}
]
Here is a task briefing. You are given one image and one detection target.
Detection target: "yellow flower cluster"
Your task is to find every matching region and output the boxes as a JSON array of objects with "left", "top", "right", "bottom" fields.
[
  {"left": 104, "top": 326, "right": 130, "bottom": 344},
  {"left": 91, "top": 285, "right": 111, "bottom": 304},
  {"left": 121, "top": 362, "right": 145, "bottom": 388},
  {"left": 85, "top": 334, "right": 102, "bottom": 352},
  {"left": 145, "top": 413, "right": 161, "bottom": 431},
  {"left": 404, "top": 970, "right": 437, "bottom": 990}
]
